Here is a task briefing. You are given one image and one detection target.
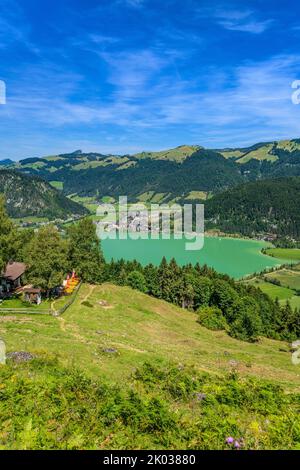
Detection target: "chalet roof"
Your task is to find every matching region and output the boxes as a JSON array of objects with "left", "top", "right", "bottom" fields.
[
  {"left": 23, "top": 287, "right": 41, "bottom": 294},
  {"left": 2, "top": 262, "right": 26, "bottom": 281}
]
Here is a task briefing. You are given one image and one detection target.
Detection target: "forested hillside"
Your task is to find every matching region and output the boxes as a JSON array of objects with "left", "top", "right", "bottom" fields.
[
  {"left": 205, "top": 177, "right": 300, "bottom": 238},
  {"left": 0, "top": 170, "right": 88, "bottom": 219}
]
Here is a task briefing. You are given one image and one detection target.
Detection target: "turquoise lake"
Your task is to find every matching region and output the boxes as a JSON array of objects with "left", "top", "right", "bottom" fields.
[{"left": 102, "top": 236, "right": 285, "bottom": 279}]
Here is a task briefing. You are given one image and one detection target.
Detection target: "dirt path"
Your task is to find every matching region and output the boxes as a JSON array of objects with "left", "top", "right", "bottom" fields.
[
  {"left": 56, "top": 285, "right": 96, "bottom": 341},
  {"left": 58, "top": 317, "right": 66, "bottom": 332},
  {"left": 81, "top": 285, "right": 96, "bottom": 303}
]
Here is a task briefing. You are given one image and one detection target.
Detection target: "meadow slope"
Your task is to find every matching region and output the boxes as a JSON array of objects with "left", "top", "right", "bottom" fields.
[{"left": 0, "top": 284, "right": 299, "bottom": 391}]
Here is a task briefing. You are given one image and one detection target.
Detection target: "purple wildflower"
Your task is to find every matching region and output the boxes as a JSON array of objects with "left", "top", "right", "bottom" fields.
[{"left": 226, "top": 437, "right": 234, "bottom": 445}]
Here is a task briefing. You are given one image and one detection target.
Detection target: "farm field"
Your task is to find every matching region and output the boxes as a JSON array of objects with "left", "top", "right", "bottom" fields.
[
  {"left": 285, "top": 295, "right": 300, "bottom": 309},
  {"left": 265, "top": 248, "right": 300, "bottom": 261},
  {"left": 244, "top": 278, "right": 295, "bottom": 301},
  {"left": 49, "top": 181, "right": 64, "bottom": 190},
  {"left": 265, "top": 269, "right": 300, "bottom": 291}
]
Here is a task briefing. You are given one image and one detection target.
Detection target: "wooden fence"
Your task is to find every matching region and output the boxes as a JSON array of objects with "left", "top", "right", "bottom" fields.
[
  {"left": 52, "top": 282, "right": 82, "bottom": 316},
  {"left": 0, "top": 308, "right": 51, "bottom": 315}
]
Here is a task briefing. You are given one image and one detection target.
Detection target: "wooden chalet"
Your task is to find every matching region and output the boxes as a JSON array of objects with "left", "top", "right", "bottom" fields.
[{"left": 0, "top": 261, "right": 26, "bottom": 297}]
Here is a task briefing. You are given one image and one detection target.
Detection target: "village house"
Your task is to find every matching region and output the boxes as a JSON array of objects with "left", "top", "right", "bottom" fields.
[{"left": 0, "top": 261, "right": 27, "bottom": 297}]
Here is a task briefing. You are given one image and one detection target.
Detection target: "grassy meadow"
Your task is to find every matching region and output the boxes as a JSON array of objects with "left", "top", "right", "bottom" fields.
[
  {"left": 265, "top": 248, "right": 300, "bottom": 261},
  {"left": 0, "top": 283, "right": 299, "bottom": 391},
  {"left": 245, "top": 278, "right": 295, "bottom": 301}
]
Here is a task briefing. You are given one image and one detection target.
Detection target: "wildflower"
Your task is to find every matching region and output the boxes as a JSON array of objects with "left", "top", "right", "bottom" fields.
[{"left": 226, "top": 437, "right": 234, "bottom": 445}]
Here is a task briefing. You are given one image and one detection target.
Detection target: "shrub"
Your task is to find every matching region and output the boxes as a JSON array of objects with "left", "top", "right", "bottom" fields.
[
  {"left": 0, "top": 357, "right": 299, "bottom": 449},
  {"left": 197, "top": 306, "right": 228, "bottom": 331}
]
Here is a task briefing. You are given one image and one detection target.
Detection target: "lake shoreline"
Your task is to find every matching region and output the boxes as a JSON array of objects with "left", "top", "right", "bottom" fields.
[{"left": 102, "top": 235, "right": 287, "bottom": 280}]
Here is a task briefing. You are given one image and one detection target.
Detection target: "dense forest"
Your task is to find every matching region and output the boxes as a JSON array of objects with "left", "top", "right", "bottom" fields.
[{"left": 205, "top": 177, "right": 300, "bottom": 239}]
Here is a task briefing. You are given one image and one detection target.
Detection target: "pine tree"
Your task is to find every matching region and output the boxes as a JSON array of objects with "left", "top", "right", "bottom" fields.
[
  {"left": 158, "top": 257, "right": 174, "bottom": 302},
  {"left": 144, "top": 264, "right": 160, "bottom": 297}
]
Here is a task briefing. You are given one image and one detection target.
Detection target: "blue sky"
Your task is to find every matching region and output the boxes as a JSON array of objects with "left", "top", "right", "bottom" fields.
[{"left": 1, "top": 0, "right": 300, "bottom": 159}]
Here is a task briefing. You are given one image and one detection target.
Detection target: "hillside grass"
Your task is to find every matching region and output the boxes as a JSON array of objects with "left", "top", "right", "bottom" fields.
[
  {"left": 185, "top": 191, "right": 208, "bottom": 200},
  {"left": 265, "top": 269, "right": 300, "bottom": 291},
  {"left": 265, "top": 248, "right": 300, "bottom": 261},
  {"left": 0, "top": 284, "right": 299, "bottom": 391},
  {"left": 1, "top": 356, "right": 300, "bottom": 450},
  {"left": 219, "top": 150, "right": 245, "bottom": 159},
  {"left": 236, "top": 144, "right": 278, "bottom": 164},
  {"left": 49, "top": 181, "right": 63, "bottom": 190},
  {"left": 245, "top": 278, "right": 295, "bottom": 301},
  {"left": 134, "top": 145, "right": 201, "bottom": 162},
  {"left": 0, "top": 297, "right": 51, "bottom": 311},
  {"left": 285, "top": 295, "right": 300, "bottom": 309}
]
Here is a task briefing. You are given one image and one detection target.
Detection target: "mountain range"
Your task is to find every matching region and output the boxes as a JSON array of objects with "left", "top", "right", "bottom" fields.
[
  {"left": 2, "top": 138, "right": 300, "bottom": 204},
  {"left": 1, "top": 138, "right": 300, "bottom": 234}
]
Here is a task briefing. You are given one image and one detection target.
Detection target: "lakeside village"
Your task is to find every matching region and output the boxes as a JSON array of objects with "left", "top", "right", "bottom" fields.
[
  {"left": 0, "top": 261, "right": 80, "bottom": 306},
  {"left": 17, "top": 203, "right": 280, "bottom": 243}
]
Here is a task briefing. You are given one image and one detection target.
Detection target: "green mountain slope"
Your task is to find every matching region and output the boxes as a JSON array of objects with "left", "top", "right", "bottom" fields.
[
  {"left": 7, "top": 149, "right": 244, "bottom": 201},
  {"left": 0, "top": 169, "right": 88, "bottom": 219},
  {"left": 217, "top": 139, "right": 300, "bottom": 163},
  {"left": 134, "top": 144, "right": 202, "bottom": 162},
  {"left": 205, "top": 176, "right": 300, "bottom": 238},
  {"left": 0, "top": 159, "right": 13, "bottom": 166},
  {"left": 1, "top": 283, "right": 299, "bottom": 389},
  {"left": 4, "top": 137, "right": 300, "bottom": 203}
]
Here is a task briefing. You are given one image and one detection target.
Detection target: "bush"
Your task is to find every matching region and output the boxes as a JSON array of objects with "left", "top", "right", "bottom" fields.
[
  {"left": 127, "top": 271, "right": 148, "bottom": 293},
  {"left": 197, "top": 306, "right": 228, "bottom": 331}
]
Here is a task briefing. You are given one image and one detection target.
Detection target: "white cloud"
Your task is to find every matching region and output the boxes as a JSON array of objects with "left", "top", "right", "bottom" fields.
[
  {"left": 124, "top": 0, "right": 145, "bottom": 7},
  {"left": 219, "top": 18, "right": 273, "bottom": 34},
  {"left": 201, "top": 7, "right": 274, "bottom": 34},
  {"left": 2, "top": 49, "right": 300, "bottom": 153},
  {"left": 0, "top": 1, "right": 39, "bottom": 53}
]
